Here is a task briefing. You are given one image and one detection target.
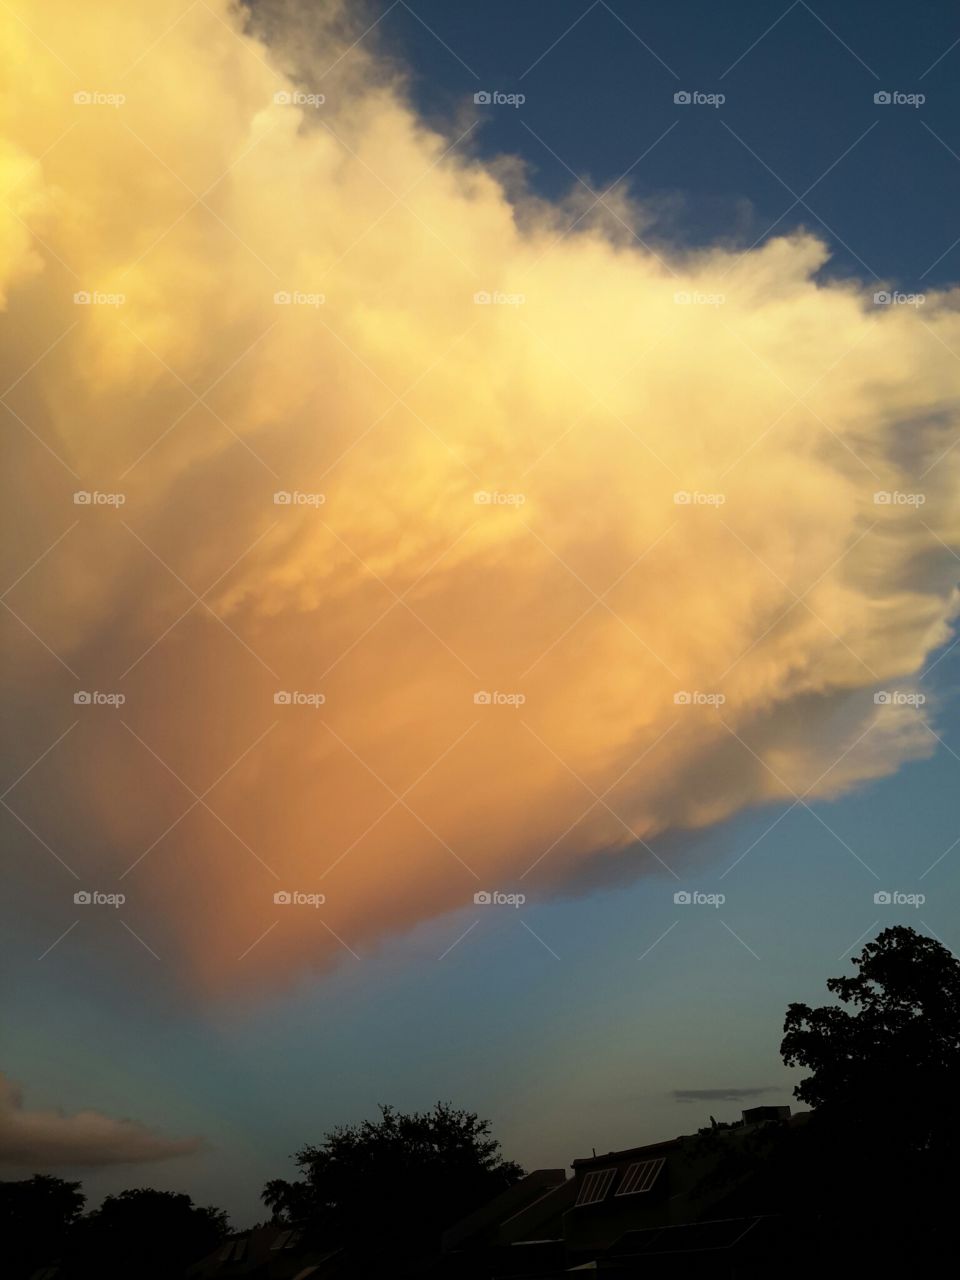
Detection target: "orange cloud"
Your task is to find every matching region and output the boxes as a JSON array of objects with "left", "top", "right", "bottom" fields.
[
  {"left": 1, "top": 0, "right": 958, "bottom": 990},
  {"left": 0, "top": 1075, "right": 201, "bottom": 1167}
]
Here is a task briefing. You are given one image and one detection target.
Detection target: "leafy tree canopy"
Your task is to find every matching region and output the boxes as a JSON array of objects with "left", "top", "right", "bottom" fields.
[
  {"left": 67, "top": 1187, "right": 229, "bottom": 1280},
  {"left": 263, "top": 1101, "right": 523, "bottom": 1257},
  {"left": 781, "top": 924, "right": 960, "bottom": 1148},
  {"left": 0, "top": 1175, "right": 85, "bottom": 1278}
]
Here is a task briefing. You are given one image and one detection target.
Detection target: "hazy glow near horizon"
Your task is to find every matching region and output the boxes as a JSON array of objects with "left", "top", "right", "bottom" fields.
[{"left": 2, "top": 0, "right": 959, "bottom": 992}]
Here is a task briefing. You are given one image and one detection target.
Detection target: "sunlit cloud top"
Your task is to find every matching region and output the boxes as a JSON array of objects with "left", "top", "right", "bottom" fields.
[{"left": 2, "top": 0, "right": 958, "bottom": 991}]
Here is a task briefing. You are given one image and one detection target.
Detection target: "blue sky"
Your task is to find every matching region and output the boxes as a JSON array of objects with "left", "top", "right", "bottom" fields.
[{"left": 379, "top": 0, "right": 960, "bottom": 285}]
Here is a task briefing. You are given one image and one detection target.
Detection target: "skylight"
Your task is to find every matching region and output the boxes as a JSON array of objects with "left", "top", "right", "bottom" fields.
[
  {"left": 615, "top": 1157, "right": 666, "bottom": 1196},
  {"left": 575, "top": 1167, "right": 617, "bottom": 1206}
]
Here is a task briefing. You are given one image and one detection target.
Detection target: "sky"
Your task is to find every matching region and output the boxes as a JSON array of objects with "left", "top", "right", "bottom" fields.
[{"left": 1, "top": 0, "right": 959, "bottom": 1226}]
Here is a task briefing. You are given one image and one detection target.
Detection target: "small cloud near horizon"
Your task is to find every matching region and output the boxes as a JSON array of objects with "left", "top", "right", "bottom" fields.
[
  {"left": 671, "top": 1087, "right": 780, "bottom": 1104},
  {"left": 0, "top": 1074, "right": 203, "bottom": 1169}
]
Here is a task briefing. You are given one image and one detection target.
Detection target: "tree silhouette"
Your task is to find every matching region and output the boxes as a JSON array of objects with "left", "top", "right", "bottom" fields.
[
  {"left": 690, "top": 927, "right": 960, "bottom": 1261},
  {"left": 263, "top": 1101, "right": 523, "bottom": 1260},
  {"left": 781, "top": 924, "right": 960, "bottom": 1145},
  {"left": 0, "top": 1175, "right": 85, "bottom": 1278},
  {"left": 779, "top": 925, "right": 960, "bottom": 1258},
  {"left": 65, "top": 1187, "right": 229, "bottom": 1279}
]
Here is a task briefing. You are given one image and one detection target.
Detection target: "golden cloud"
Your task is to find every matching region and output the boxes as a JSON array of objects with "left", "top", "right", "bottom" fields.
[{"left": 2, "top": 0, "right": 958, "bottom": 989}]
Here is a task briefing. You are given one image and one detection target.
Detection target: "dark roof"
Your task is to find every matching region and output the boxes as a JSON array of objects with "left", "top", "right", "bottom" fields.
[
  {"left": 572, "top": 1133, "right": 684, "bottom": 1169},
  {"left": 610, "top": 1214, "right": 786, "bottom": 1257},
  {"left": 441, "top": 1170, "right": 568, "bottom": 1252},
  {"left": 572, "top": 1107, "right": 806, "bottom": 1173},
  {"left": 187, "top": 1223, "right": 342, "bottom": 1279},
  {"left": 496, "top": 1176, "right": 577, "bottom": 1243}
]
